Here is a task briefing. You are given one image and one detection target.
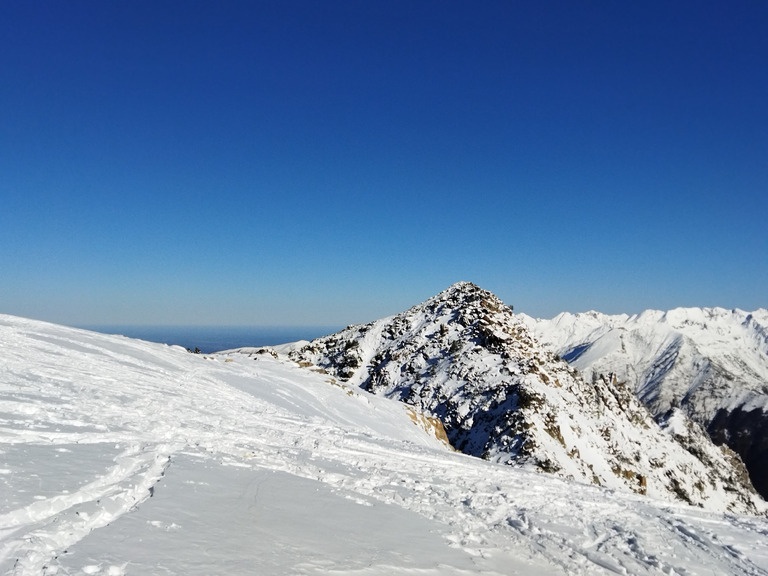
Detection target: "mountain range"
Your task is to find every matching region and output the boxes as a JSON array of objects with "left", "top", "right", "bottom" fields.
[{"left": 521, "top": 305, "right": 768, "bottom": 499}]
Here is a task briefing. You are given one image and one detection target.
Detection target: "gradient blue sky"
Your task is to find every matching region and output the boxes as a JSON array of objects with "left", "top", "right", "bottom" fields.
[{"left": 1, "top": 1, "right": 766, "bottom": 326}]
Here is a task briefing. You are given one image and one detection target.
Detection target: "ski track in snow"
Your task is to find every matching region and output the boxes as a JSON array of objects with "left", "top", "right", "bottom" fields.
[{"left": 1, "top": 316, "right": 767, "bottom": 575}]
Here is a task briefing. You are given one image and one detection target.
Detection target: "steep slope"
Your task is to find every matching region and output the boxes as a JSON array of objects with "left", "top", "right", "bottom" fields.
[
  {"left": 280, "top": 283, "right": 765, "bottom": 515},
  {"left": 522, "top": 307, "right": 768, "bottom": 498}
]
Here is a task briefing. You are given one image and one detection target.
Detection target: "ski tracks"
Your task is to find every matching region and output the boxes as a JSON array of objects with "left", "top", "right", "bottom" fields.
[{"left": 0, "top": 443, "right": 175, "bottom": 576}]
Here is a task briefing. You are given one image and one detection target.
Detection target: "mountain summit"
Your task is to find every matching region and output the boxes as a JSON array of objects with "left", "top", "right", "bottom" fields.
[{"left": 285, "top": 283, "right": 764, "bottom": 514}]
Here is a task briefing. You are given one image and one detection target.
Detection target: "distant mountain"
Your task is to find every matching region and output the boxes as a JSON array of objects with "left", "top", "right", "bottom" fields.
[
  {"left": 277, "top": 283, "right": 764, "bottom": 514},
  {"left": 520, "top": 306, "right": 768, "bottom": 500}
]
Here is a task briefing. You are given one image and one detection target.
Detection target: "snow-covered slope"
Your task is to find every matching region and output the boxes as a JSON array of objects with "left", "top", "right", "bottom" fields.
[
  {"left": 3, "top": 313, "right": 768, "bottom": 575},
  {"left": 275, "top": 283, "right": 764, "bottom": 515},
  {"left": 521, "top": 306, "right": 768, "bottom": 498}
]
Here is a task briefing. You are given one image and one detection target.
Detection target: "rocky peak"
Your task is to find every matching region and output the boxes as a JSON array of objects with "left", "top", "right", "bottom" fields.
[{"left": 285, "top": 284, "right": 765, "bottom": 515}]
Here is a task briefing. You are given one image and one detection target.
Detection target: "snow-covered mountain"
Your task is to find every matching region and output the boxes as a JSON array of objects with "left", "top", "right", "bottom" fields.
[
  {"left": 520, "top": 306, "right": 768, "bottom": 499},
  {"left": 270, "top": 282, "right": 764, "bottom": 515},
  {"left": 2, "top": 313, "right": 768, "bottom": 574}
]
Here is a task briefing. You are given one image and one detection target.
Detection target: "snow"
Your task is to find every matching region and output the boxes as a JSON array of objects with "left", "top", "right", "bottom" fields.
[
  {"left": 521, "top": 304, "right": 768, "bottom": 501},
  {"left": 521, "top": 306, "right": 768, "bottom": 422},
  {"left": 284, "top": 284, "right": 765, "bottom": 514},
  {"left": 659, "top": 409, "right": 692, "bottom": 437},
  {"left": 1, "top": 313, "right": 768, "bottom": 575}
]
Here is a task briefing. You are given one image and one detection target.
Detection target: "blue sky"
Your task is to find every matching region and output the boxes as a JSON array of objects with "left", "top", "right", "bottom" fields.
[{"left": 1, "top": 1, "right": 766, "bottom": 326}]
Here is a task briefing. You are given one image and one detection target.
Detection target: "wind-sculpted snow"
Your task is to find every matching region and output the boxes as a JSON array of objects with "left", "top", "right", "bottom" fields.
[
  {"left": 522, "top": 306, "right": 768, "bottom": 499},
  {"left": 281, "top": 283, "right": 765, "bottom": 515},
  {"left": 2, "top": 313, "right": 768, "bottom": 575}
]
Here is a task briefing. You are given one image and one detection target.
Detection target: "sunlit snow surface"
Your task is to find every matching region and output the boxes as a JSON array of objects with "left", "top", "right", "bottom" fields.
[
  {"left": 1, "top": 315, "right": 767, "bottom": 575},
  {"left": 519, "top": 307, "right": 768, "bottom": 417}
]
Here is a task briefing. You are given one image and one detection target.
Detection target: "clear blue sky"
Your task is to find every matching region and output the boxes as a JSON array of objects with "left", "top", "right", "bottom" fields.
[{"left": 1, "top": 1, "right": 766, "bottom": 326}]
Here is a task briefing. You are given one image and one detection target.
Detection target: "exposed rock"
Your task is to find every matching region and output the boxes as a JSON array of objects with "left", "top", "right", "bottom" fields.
[{"left": 287, "top": 282, "right": 765, "bottom": 515}]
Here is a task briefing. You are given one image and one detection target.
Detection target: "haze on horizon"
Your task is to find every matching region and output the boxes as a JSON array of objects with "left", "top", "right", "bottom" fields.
[{"left": 1, "top": 1, "right": 766, "bottom": 327}]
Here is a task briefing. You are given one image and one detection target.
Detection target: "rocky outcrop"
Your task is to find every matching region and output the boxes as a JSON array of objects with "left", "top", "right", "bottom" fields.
[
  {"left": 708, "top": 406, "right": 768, "bottom": 498},
  {"left": 284, "top": 283, "right": 765, "bottom": 515}
]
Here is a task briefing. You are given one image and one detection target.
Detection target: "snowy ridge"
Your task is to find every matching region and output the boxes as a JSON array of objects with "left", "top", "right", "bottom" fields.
[
  {"left": 279, "top": 283, "right": 765, "bottom": 515},
  {"left": 521, "top": 306, "right": 768, "bottom": 498},
  {"left": 1, "top": 313, "right": 768, "bottom": 574}
]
